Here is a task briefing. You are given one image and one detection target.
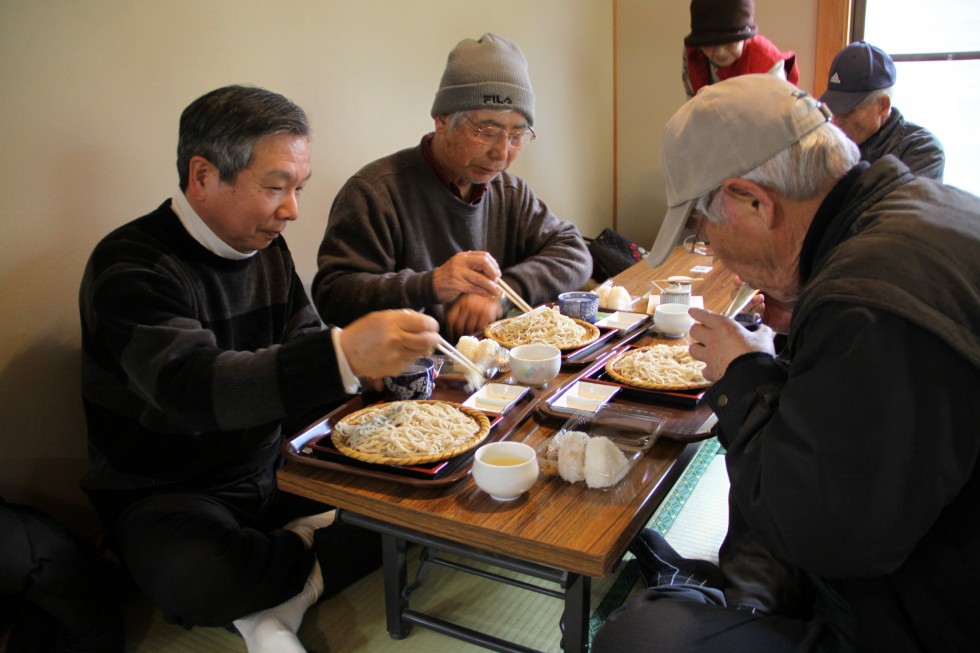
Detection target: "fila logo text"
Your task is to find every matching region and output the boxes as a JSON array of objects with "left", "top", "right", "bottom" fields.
[{"left": 482, "top": 94, "right": 513, "bottom": 106}]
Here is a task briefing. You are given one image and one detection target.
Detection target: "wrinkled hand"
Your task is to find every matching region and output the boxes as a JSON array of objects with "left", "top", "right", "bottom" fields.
[
  {"left": 445, "top": 293, "right": 503, "bottom": 341},
  {"left": 340, "top": 309, "right": 440, "bottom": 379},
  {"left": 688, "top": 307, "right": 776, "bottom": 381},
  {"left": 432, "top": 250, "right": 501, "bottom": 303},
  {"left": 733, "top": 278, "right": 794, "bottom": 335},
  {"left": 744, "top": 291, "right": 765, "bottom": 316}
]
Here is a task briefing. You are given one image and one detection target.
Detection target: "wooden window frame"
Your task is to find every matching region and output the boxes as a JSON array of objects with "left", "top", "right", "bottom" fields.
[{"left": 815, "top": 0, "right": 853, "bottom": 97}]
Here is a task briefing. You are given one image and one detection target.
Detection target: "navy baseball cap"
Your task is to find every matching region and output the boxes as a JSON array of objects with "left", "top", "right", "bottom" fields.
[{"left": 820, "top": 41, "right": 896, "bottom": 115}]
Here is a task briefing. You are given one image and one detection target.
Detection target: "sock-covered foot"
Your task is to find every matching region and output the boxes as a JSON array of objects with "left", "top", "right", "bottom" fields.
[
  {"left": 232, "top": 559, "right": 324, "bottom": 652},
  {"left": 284, "top": 509, "right": 336, "bottom": 549},
  {"left": 629, "top": 528, "right": 724, "bottom": 589}
]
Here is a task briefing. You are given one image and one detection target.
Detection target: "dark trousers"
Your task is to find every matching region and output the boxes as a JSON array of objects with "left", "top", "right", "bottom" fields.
[
  {"left": 0, "top": 500, "right": 124, "bottom": 653},
  {"left": 591, "top": 585, "right": 829, "bottom": 653},
  {"left": 87, "top": 465, "right": 381, "bottom": 628}
]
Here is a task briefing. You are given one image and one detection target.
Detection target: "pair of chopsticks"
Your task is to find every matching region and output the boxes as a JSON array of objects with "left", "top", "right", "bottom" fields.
[
  {"left": 652, "top": 277, "right": 703, "bottom": 284},
  {"left": 723, "top": 284, "right": 760, "bottom": 318},
  {"left": 496, "top": 278, "right": 533, "bottom": 314},
  {"left": 435, "top": 335, "right": 486, "bottom": 391}
]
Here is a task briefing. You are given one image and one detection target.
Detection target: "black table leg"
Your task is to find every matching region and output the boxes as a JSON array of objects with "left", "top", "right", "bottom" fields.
[
  {"left": 382, "top": 531, "right": 410, "bottom": 639},
  {"left": 562, "top": 573, "right": 591, "bottom": 653}
]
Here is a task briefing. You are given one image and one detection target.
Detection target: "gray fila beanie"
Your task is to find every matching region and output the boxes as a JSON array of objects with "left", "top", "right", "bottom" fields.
[{"left": 431, "top": 33, "right": 536, "bottom": 126}]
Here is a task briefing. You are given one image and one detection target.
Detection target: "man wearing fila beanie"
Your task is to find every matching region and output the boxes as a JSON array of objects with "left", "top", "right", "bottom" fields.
[
  {"left": 314, "top": 33, "right": 591, "bottom": 340},
  {"left": 431, "top": 32, "right": 535, "bottom": 125}
]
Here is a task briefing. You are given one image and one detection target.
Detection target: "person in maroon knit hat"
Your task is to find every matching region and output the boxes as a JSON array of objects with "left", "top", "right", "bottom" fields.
[{"left": 682, "top": 0, "right": 800, "bottom": 99}]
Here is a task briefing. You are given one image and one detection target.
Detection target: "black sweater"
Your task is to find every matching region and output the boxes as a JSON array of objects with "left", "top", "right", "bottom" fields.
[{"left": 80, "top": 201, "right": 345, "bottom": 493}]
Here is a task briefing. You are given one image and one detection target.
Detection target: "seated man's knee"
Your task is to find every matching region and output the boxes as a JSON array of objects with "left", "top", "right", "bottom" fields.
[
  {"left": 593, "top": 588, "right": 719, "bottom": 653},
  {"left": 113, "top": 498, "right": 246, "bottom": 626}
]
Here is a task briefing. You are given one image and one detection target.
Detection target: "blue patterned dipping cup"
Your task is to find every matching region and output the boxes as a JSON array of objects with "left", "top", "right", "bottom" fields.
[
  {"left": 383, "top": 357, "right": 435, "bottom": 401},
  {"left": 558, "top": 291, "right": 600, "bottom": 323}
]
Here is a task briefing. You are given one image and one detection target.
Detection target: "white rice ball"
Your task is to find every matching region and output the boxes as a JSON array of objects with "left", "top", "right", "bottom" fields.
[
  {"left": 597, "top": 285, "right": 632, "bottom": 311},
  {"left": 546, "top": 430, "right": 569, "bottom": 460},
  {"left": 584, "top": 436, "right": 630, "bottom": 488},
  {"left": 608, "top": 286, "right": 633, "bottom": 310},
  {"left": 596, "top": 286, "right": 612, "bottom": 305},
  {"left": 557, "top": 430, "right": 590, "bottom": 483},
  {"left": 474, "top": 338, "right": 501, "bottom": 366},
  {"left": 456, "top": 336, "right": 480, "bottom": 362}
]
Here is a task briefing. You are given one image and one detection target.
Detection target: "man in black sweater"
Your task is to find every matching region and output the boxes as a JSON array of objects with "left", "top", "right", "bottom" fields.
[{"left": 79, "top": 85, "right": 440, "bottom": 652}]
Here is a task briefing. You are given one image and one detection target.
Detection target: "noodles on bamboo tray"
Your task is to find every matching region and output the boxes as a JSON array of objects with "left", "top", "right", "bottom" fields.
[
  {"left": 605, "top": 345, "right": 712, "bottom": 391},
  {"left": 484, "top": 307, "right": 600, "bottom": 351},
  {"left": 331, "top": 400, "right": 491, "bottom": 466}
]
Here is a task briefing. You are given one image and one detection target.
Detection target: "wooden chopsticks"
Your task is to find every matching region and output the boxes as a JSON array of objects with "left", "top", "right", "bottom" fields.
[
  {"left": 435, "top": 335, "right": 486, "bottom": 391},
  {"left": 496, "top": 278, "right": 534, "bottom": 314},
  {"left": 651, "top": 277, "right": 704, "bottom": 284},
  {"left": 723, "top": 284, "right": 760, "bottom": 318}
]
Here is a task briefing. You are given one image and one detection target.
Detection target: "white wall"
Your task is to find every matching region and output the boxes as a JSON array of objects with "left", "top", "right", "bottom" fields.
[
  {"left": 0, "top": 0, "right": 817, "bottom": 529},
  {"left": 0, "top": 0, "right": 612, "bottom": 527}
]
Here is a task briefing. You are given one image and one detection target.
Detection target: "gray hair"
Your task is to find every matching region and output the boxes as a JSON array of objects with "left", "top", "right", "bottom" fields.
[
  {"left": 447, "top": 112, "right": 469, "bottom": 130},
  {"left": 694, "top": 122, "right": 860, "bottom": 222},
  {"left": 177, "top": 85, "right": 310, "bottom": 191},
  {"left": 445, "top": 109, "right": 527, "bottom": 130},
  {"left": 857, "top": 86, "right": 894, "bottom": 110}
]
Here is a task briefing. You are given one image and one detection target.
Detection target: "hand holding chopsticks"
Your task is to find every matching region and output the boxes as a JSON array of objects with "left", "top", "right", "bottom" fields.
[
  {"left": 496, "top": 278, "right": 533, "bottom": 313},
  {"left": 435, "top": 335, "right": 486, "bottom": 392}
]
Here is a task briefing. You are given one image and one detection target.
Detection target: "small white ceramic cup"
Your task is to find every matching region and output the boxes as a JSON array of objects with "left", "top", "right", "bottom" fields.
[
  {"left": 472, "top": 441, "right": 539, "bottom": 501},
  {"left": 508, "top": 344, "right": 562, "bottom": 386},
  {"left": 654, "top": 303, "right": 695, "bottom": 337}
]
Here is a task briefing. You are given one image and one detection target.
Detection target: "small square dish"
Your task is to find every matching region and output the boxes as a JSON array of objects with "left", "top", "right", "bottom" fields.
[
  {"left": 595, "top": 311, "right": 650, "bottom": 334},
  {"left": 547, "top": 381, "right": 620, "bottom": 415},
  {"left": 462, "top": 383, "right": 529, "bottom": 414}
]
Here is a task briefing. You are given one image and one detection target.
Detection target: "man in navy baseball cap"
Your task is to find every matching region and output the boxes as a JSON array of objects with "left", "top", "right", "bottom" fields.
[{"left": 820, "top": 41, "right": 944, "bottom": 180}]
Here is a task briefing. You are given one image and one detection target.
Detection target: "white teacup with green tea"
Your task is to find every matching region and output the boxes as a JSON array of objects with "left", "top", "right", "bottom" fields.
[{"left": 472, "top": 441, "right": 539, "bottom": 501}]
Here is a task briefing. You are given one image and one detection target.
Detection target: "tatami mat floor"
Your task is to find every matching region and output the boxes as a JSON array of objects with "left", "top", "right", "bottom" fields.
[
  {"left": 123, "top": 443, "right": 729, "bottom": 652},
  {"left": 123, "top": 549, "right": 601, "bottom": 653}
]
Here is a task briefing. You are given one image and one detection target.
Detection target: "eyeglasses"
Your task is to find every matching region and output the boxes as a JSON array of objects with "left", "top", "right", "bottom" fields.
[{"left": 463, "top": 115, "right": 536, "bottom": 149}]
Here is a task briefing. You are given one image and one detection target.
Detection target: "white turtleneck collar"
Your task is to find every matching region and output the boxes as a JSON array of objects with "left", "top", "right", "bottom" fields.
[{"left": 170, "top": 191, "right": 256, "bottom": 260}]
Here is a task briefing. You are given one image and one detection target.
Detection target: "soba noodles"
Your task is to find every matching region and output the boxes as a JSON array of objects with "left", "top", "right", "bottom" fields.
[
  {"left": 488, "top": 307, "right": 590, "bottom": 348},
  {"left": 334, "top": 401, "right": 480, "bottom": 458},
  {"left": 606, "top": 345, "right": 709, "bottom": 389}
]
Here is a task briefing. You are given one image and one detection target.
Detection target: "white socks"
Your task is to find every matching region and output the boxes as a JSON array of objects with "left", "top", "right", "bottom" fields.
[
  {"left": 232, "top": 558, "right": 324, "bottom": 653},
  {"left": 283, "top": 509, "right": 336, "bottom": 548},
  {"left": 231, "top": 510, "right": 334, "bottom": 651}
]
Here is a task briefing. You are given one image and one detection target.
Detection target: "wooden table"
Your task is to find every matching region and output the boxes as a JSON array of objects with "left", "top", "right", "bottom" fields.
[{"left": 278, "top": 245, "right": 732, "bottom": 652}]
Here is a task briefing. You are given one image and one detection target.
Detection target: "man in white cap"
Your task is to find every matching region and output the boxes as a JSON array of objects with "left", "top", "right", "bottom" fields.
[
  {"left": 313, "top": 33, "right": 592, "bottom": 340},
  {"left": 594, "top": 74, "right": 980, "bottom": 652},
  {"left": 821, "top": 41, "right": 944, "bottom": 180}
]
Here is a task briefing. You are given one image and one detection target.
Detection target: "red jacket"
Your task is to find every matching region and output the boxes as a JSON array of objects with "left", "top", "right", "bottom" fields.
[{"left": 685, "top": 35, "right": 799, "bottom": 98}]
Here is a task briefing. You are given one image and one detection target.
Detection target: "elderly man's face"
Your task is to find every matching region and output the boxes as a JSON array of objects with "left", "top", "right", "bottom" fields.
[
  {"left": 434, "top": 109, "right": 528, "bottom": 196},
  {"left": 700, "top": 185, "right": 802, "bottom": 303},
  {"left": 198, "top": 134, "right": 311, "bottom": 253},
  {"left": 832, "top": 96, "right": 890, "bottom": 145}
]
